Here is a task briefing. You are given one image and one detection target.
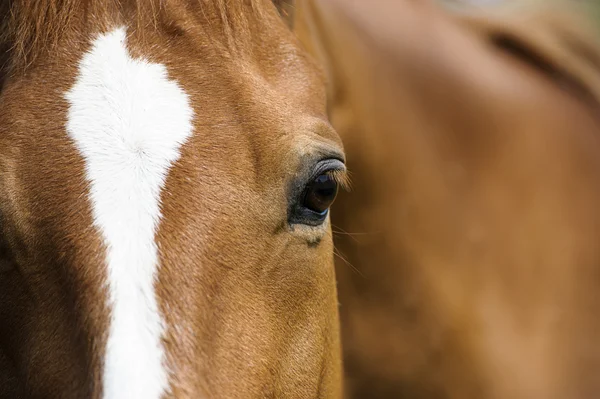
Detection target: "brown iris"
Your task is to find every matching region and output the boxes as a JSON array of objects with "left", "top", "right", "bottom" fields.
[{"left": 303, "top": 173, "right": 339, "bottom": 215}]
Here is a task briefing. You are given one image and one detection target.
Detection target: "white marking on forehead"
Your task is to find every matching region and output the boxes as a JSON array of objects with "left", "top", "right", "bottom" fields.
[{"left": 65, "top": 27, "right": 193, "bottom": 399}]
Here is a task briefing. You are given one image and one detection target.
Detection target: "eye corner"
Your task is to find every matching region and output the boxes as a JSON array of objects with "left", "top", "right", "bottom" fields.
[{"left": 325, "top": 167, "right": 351, "bottom": 192}]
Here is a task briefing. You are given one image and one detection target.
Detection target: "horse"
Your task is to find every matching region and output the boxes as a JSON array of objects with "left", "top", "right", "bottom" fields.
[
  {"left": 295, "top": 0, "right": 600, "bottom": 398},
  {"left": 0, "top": 1, "right": 346, "bottom": 397}
]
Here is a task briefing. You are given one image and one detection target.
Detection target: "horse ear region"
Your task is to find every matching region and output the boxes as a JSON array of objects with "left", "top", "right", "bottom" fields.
[{"left": 273, "top": 0, "right": 295, "bottom": 29}]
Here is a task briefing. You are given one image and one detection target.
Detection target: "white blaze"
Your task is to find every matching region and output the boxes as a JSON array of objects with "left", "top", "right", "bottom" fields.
[{"left": 65, "top": 27, "right": 194, "bottom": 399}]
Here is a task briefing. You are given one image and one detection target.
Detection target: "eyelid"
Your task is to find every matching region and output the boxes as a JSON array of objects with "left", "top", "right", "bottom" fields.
[
  {"left": 312, "top": 158, "right": 345, "bottom": 177},
  {"left": 312, "top": 159, "right": 350, "bottom": 192}
]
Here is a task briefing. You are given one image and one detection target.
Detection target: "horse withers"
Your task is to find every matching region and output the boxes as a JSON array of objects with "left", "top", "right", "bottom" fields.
[{"left": 0, "top": 1, "right": 345, "bottom": 397}]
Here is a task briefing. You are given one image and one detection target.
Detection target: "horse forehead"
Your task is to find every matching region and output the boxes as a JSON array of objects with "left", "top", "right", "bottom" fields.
[{"left": 63, "top": 25, "right": 195, "bottom": 398}]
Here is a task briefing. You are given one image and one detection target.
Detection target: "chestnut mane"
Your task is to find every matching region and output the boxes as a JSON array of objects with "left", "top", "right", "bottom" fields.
[{"left": 0, "top": 0, "right": 277, "bottom": 75}]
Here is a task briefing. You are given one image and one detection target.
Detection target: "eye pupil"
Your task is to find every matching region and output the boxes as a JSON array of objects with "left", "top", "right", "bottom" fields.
[{"left": 303, "top": 174, "right": 339, "bottom": 214}]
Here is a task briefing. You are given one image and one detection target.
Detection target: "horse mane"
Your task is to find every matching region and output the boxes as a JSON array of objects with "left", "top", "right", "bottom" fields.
[
  {"left": 0, "top": 0, "right": 275, "bottom": 75},
  {"left": 1, "top": 0, "right": 136, "bottom": 72},
  {"left": 452, "top": 0, "right": 600, "bottom": 112}
]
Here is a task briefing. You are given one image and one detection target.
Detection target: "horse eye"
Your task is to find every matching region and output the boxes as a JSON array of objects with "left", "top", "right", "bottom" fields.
[
  {"left": 288, "top": 159, "right": 345, "bottom": 227},
  {"left": 302, "top": 173, "right": 339, "bottom": 215}
]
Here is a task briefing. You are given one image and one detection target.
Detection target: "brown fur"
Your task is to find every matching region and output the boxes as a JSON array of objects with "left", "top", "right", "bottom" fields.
[
  {"left": 0, "top": 0, "right": 301, "bottom": 72},
  {"left": 295, "top": 0, "right": 600, "bottom": 398},
  {"left": 0, "top": 0, "right": 344, "bottom": 397}
]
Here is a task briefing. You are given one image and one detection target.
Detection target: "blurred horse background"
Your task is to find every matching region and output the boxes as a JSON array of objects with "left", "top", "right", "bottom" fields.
[{"left": 295, "top": 0, "right": 600, "bottom": 398}]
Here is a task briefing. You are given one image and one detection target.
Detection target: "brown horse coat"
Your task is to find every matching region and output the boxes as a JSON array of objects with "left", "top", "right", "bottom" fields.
[
  {"left": 0, "top": 1, "right": 344, "bottom": 397},
  {"left": 296, "top": 1, "right": 600, "bottom": 398}
]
